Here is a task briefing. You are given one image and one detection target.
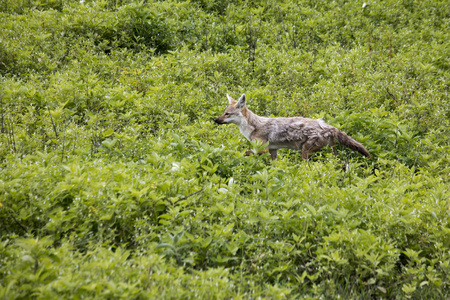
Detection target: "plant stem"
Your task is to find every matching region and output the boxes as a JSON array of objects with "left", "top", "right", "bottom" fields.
[{"left": 47, "top": 106, "right": 58, "bottom": 139}]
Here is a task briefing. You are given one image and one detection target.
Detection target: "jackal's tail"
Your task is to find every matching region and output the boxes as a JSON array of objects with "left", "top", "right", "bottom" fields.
[{"left": 336, "top": 130, "right": 371, "bottom": 158}]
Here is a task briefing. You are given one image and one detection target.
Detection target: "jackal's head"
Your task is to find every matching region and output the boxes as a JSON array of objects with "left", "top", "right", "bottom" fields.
[{"left": 214, "top": 94, "right": 247, "bottom": 125}]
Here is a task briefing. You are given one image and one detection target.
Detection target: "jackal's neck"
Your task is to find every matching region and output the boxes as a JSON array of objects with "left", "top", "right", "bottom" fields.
[
  {"left": 242, "top": 107, "right": 264, "bottom": 127},
  {"left": 237, "top": 107, "right": 264, "bottom": 141}
]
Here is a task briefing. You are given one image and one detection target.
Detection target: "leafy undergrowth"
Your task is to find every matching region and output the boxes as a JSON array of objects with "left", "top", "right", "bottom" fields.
[{"left": 1, "top": 0, "right": 449, "bottom": 298}]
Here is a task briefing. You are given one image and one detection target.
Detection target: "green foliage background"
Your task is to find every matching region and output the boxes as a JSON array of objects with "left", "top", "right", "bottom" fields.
[{"left": 0, "top": 0, "right": 449, "bottom": 298}]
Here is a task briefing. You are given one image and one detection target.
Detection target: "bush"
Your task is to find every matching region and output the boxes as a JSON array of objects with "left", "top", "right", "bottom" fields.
[{"left": 0, "top": 0, "right": 449, "bottom": 298}]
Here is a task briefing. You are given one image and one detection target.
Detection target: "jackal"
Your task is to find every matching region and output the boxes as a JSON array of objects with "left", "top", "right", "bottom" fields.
[{"left": 214, "top": 94, "right": 371, "bottom": 160}]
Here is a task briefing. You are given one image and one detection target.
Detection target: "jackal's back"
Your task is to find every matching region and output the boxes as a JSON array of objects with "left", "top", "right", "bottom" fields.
[{"left": 259, "top": 117, "right": 335, "bottom": 145}]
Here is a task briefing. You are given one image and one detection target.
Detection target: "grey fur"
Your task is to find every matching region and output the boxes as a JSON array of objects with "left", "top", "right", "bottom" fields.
[{"left": 215, "top": 94, "right": 370, "bottom": 160}]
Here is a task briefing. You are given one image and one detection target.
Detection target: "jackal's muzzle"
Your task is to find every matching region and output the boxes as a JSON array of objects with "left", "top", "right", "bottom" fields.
[{"left": 214, "top": 118, "right": 226, "bottom": 124}]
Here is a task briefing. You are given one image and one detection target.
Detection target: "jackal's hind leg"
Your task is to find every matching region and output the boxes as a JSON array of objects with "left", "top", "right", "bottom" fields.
[
  {"left": 301, "top": 150, "right": 310, "bottom": 160},
  {"left": 332, "top": 146, "right": 338, "bottom": 156},
  {"left": 301, "top": 142, "right": 323, "bottom": 160}
]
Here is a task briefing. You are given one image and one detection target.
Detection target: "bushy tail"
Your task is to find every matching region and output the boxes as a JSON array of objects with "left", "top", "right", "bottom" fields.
[{"left": 336, "top": 130, "right": 371, "bottom": 158}]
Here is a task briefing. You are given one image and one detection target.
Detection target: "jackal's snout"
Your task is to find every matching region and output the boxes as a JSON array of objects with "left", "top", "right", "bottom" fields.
[{"left": 214, "top": 117, "right": 225, "bottom": 124}]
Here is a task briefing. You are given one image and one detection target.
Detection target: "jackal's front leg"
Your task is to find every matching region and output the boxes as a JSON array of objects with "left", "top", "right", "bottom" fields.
[
  {"left": 245, "top": 139, "right": 272, "bottom": 158},
  {"left": 244, "top": 150, "right": 255, "bottom": 156},
  {"left": 301, "top": 140, "right": 323, "bottom": 160},
  {"left": 244, "top": 149, "right": 268, "bottom": 156},
  {"left": 244, "top": 139, "right": 277, "bottom": 159},
  {"left": 244, "top": 148, "right": 277, "bottom": 160}
]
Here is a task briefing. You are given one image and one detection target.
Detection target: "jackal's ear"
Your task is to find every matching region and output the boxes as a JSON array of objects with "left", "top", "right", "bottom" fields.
[
  {"left": 236, "top": 94, "right": 246, "bottom": 109},
  {"left": 226, "top": 94, "right": 236, "bottom": 104}
]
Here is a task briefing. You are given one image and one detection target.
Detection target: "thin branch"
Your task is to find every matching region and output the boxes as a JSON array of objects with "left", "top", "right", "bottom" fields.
[
  {"left": 47, "top": 106, "right": 58, "bottom": 139},
  {"left": 174, "top": 187, "right": 204, "bottom": 205},
  {"left": 385, "top": 87, "right": 396, "bottom": 102},
  {"left": 7, "top": 208, "right": 28, "bottom": 233},
  {"left": 7, "top": 116, "right": 16, "bottom": 153},
  {"left": 0, "top": 94, "right": 4, "bottom": 134}
]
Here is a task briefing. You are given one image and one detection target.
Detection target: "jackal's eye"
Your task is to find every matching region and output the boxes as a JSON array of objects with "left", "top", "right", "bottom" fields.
[{"left": 224, "top": 112, "right": 230, "bottom": 116}]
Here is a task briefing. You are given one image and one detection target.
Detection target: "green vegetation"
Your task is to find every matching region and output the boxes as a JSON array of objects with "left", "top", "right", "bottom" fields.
[{"left": 1, "top": 0, "right": 449, "bottom": 298}]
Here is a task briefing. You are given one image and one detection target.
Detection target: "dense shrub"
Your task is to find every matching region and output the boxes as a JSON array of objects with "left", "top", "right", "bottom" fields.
[{"left": 1, "top": 0, "right": 449, "bottom": 298}]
